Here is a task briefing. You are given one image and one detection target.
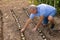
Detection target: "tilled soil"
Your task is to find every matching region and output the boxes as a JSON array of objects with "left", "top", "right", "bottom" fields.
[
  {"left": 0, "top": 0, "right": 29, "bottom": 40},
  {"left": 0, "top": 0, "right": 60, "bottom": 40}
]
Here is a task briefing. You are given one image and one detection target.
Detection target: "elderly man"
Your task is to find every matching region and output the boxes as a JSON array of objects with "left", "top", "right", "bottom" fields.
[{"left": 21, "top": 4, "right": 56, "bottom": 32}]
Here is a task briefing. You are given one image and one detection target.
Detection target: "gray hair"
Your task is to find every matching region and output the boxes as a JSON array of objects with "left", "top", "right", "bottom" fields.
[{"left": 28, "top": 4, "right": 37, "bottom": 10}]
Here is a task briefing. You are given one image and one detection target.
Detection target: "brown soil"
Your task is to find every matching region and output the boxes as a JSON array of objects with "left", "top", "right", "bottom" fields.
[{"left": 0, "top": 0, "right": 60, "bottom": 40}]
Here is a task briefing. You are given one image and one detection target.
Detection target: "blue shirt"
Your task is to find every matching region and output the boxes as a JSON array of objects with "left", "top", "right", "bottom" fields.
[{"left": 30, "top": 4, "right": 56, "bottom": 19}]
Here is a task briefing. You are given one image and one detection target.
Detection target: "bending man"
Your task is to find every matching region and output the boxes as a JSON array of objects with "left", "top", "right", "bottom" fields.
[{"left": 21, "top": 4, "right": 56, "bottom": 32}]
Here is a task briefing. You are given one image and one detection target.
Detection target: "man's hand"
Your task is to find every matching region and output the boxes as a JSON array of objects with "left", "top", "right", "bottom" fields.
[
  {"left": 21, "top": 28, "right": 25, "bottom": 32},
  {"left": 32, "top": 27, "right": 37, "bottom": 32}
]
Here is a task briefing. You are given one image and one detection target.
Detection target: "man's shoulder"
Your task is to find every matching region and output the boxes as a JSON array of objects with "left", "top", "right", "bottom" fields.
[{"left": 37, "top": 4, "right": 47, "bottom": 7}]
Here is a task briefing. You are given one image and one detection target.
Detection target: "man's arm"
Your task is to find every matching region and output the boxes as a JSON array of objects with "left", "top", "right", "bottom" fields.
[
  {"left": 33, "top": 16, "right": 44, "bottom": 31},
  {"left": 21, "top": 18, "right": 32, "bottom": 32},
  {"left": 24, "top": 18, "right": 32, "bottom": 28}
]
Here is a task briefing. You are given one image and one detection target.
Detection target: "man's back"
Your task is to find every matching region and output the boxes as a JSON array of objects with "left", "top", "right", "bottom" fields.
[
  {"left": 36, "top": 4, "right": 56, "bottom": 17},
  {"left": 29, "top": 4, "right": 56, "bottom": 19},
  {"left": 37, "top": 4, "right": 56, "bottom": 11}
]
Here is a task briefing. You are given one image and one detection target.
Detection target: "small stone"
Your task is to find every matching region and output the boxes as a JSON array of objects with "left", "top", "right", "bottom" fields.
[
  {"left": 42, "top": 36, "right": 45, "bottom": 38},
  {"left": 21, "top": 34, "right": 24, "bottom": 37},
  {"left": 22, "top": 37, "right": 25, "bottom": 40},
  {"left": 39, "top": 30, "right": 42, "bottom": 33},
  {"left": 43, "top": 38, "right": 47, "bottom": 40}
]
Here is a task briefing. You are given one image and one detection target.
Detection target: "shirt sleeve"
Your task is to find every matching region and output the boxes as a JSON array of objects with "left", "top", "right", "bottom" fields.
[{"left": 29, "top": 14, "right": 35, "bottom": 19}]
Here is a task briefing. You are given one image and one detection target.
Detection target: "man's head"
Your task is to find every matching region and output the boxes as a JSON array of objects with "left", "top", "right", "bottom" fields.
[{"left": 28, "top": 4, "right": 37, "bottom": 14}]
